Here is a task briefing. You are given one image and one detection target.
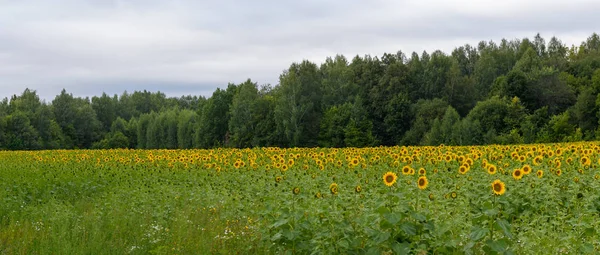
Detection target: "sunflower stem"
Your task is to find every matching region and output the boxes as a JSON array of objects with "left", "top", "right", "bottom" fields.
[{"left": 490, "top": 194, "right": 497, "bottom": 241}]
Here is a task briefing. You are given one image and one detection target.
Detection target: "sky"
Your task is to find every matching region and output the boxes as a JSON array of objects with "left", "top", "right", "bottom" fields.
[{"left": 0, "top": 0, "right": 599, "bottom": 101}]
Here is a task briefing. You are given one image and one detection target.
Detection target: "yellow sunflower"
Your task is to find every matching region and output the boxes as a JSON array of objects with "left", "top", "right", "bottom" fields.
[
  {"left": 487, "top": 165, "right": 497, "bottom": 175},
  {"left": 401, "top": 166, "right": 411, "bottom": 175},
  {"left": 383, "top": 172, "right": 398, "bottom": 187},
  {"left": 491, "top": 179, "right": 506, "bottom": 195},
  {"left": 512, "top": 169, "right": 523, "bottom": 180},
  {"left": 355, "top": 185, "right": 362, "bottom": 193},
  {"left": 417, "top": 176, "right": 428, "bottom": 190},
  {"left": 329, "top": 183, "right": 339, "bottom": 195},
  {"left": 536, "top": 170, "right": 543, "bottom": 178},
  {"left": 522, "top": 164, "right": 532, "bottom": 175},
  {"left": 581, "top": 156, "right": 591, "bottom": 166}
]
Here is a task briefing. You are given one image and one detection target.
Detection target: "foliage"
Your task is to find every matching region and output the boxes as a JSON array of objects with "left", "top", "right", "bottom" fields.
[
  {"left": 2, "top": 33, "right": 600, "bottom": 149},
  {"left": 1, "top": 143, "right": 600, "bottom": 253}
]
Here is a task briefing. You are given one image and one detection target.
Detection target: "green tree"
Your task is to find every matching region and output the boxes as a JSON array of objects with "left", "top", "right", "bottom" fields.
[
  {"left": 228, "top": 80, "right": 259, "bottom": 148},
  {"left": 177, "top": 110, "right": 197, "bottom": 149},
  {"left": 3, "top": 111, "right": 40, "bottom": 150},
  {"left": 274, "top": 60, "right": 322, "bottom": 147}
]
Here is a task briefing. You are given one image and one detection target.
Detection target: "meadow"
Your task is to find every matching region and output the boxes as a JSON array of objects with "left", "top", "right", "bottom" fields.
[{"left": 1, "top": 143, "right": 600, "bottom": 254}]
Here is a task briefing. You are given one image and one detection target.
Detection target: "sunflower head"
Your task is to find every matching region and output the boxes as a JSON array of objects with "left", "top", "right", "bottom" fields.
[
  {"left": 459, "top": 165, "right": 468, "bottom": 174},
  {"left": 450, "top": 192, "right": 457, "bottom": 199},
  {"left": 329, "top": 183, "right": 338, "bottom": 195},
  {"left": 292, "top": 187, "right": 300, "bottom": 195},
  {"left": 491, "top": 179, "right": 506, "bottom": 196},
  {"left": 487, "top": 165, "right": 497, "bottom": 175},
  {"left": 536, "top": 170, "right": 543, "bottom": 178},
  {"left": 533, "top": 156, "right": 543, "bottom": 166},
  {"left": 521, "top": 164, "right": 532, "bottom": 174},
  {"left": 512, "top": 169, "right": 523, "bottom": 180},
  {"left": 355, "top": 185, "right": 362, "bottom": 193},
  {"left": 581, "top": 156, "right": 591, "bottom": 166},
  {"left": 401, "top": 166, "right": 411, "bottom": 175},
  {"left": 383, "top": 172, "right": 398, "bottom": 187},
  {"left": 417, "top": 176, "right": 428, "bottom": 190},
  {"left": 418, "top": 168, "right": 426, "bottom": 176},
  {"left": 556, "top": 169, "right": 562, "bottom": 176}
]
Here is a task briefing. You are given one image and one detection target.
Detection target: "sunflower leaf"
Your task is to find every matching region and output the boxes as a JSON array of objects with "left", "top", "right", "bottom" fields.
[
  {"left": 485, "top": 238, "right": 508, "bottom": 252},
  {"left": 400, "top": 222, "right": 417, "bottom": 236},
  {"left": 495, "top": 219, "right": 513, "bottom": 239},
  {"left": 391, "top": 242, "right": 411, "bottom": 255},
  {"left": 384, "top": 212, "right": 402, "bottom": 225},
  {"left": 470, "top": 226, "right": 489, "bottom": 241}
]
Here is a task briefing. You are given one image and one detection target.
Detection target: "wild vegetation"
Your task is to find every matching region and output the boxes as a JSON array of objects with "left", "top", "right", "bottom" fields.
[
  {"left": 1, "top": 33, "right": 600, "bottom": 150},
  {"left": 1, "top": 143, "right": 600, "bottom": 254}
]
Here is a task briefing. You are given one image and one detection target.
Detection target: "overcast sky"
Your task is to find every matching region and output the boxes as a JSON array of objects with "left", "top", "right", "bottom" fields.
[{"left": 0, "top": 0, "right": 598, "bottom": 101}]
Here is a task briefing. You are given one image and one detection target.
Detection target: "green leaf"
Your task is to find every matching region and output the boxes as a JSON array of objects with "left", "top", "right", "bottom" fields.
[
  {"left": 495, "top": 219, "right": 513, "bottom": 239},
  {"left": 269, "top": 218, "right": 288, "bottom": 229},
  {"left": 470, "top": 226, "right": 489, "bottom": 241},
  {"left": 392, "top": 242, "right": 411, "bottom": 255},
  {"left": 400, "top": 222, "right": 417, "bottom": 236},
  {"left": 484, "top": 208, "right": 499, "bottom": 217},
  {"left": 365, "top": 247, "right": 380, "bottom": 255},
  {"left": 583, "top": 227, "right": 596, "bottom": 237},
  {"left": 486, "top": 238, "right": 508, "bottom": 253},
  {"left": 411, "top": 212, "right": 426, "bottom": 222},
  {"left": 376, "top": 206, "right": 390, "bottom": 215},
  {"left": 338, "top": 239, "right": 349, "bottom": 250},
  {"left": 373, "top": 231, "right": 391, "bottom": 244},
  {"left": 579, "top": 243, "right": 595, "bottom": 254},
  {"left": 271, "top": 231, "right": 282, "bottom": 242},
  {"left": 384, "top": 212, "right": 402, "bottom": 225}
]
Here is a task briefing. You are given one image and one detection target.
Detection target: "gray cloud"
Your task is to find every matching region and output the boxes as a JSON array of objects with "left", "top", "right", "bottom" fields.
[{"left": 0, "top": 0, "right": 598, "bottom": 100}]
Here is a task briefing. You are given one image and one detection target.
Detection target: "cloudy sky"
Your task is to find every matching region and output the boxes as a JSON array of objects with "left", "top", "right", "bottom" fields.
[{"left": 0, "top": 0, "right": 598, "bottom": 101}]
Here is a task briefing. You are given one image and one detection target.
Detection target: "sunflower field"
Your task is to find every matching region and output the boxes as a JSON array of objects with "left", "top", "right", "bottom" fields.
[{"left": 1, "top": 143, "right": 600, "bottom": 254}]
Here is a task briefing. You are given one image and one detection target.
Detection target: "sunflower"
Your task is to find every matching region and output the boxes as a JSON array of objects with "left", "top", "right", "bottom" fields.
[
  {"left": 491, "top": 179, "right": 506, "bottom": 195},
  {"left": 417, "top": 176, "right": 428, "bottom": 190},
  {"left": 275, "top": 176, "right": 282, "bottom": 183},
  {"left": 355, "top": 185, "right": 362, "bottom": 193},
  {"left": 487, "top": 165, "right": 497, "bottom": 175},
  {"left": 314, "top": 192, "right": 322, "bottom": 198},
  {"left": 512, "top": 169, "right": 523, "bottom": 180},
  {"left": 581, "top": 156, "right": 591, "bottom": 166},
  {"left": 292, "top": 187, "right": 300, "bottom": 195},
  {"left": 459, "top": 165, "right": 468, "bottom": 174},
  {"left": 383, "top": 172, "right": 398, "bottom": 187},
  {"left": 522, "top": 164, "right": 532, "bottom": 175},
  {"left": 428, "top": 193, "right": 434, "bottom": 201},
  {"left": 450, "top": 192, "right": 457, "bottom": 199},
  {"left": 401, "top": 166, "right": 411, "bottom": 175},
  {"left": 536, "top": 170, "right": 543, "bottom": 178},
  {"left": 418, "top": 168, "right": 426, "bottom": 176},
  {"left": 533, "top": 156, "right": 543, "bottom": 166},
  {"left": 329, "top": 183, "right": 338, "bottom": 195},
  {"left": 556, "top": 169, "right": 562, "bottom": 176},
  {"left": 574, "top": 177, "right": 580, "bottom": 183},
  {"left": 566, "top": 157, "right": 573, "bottom": 164}
]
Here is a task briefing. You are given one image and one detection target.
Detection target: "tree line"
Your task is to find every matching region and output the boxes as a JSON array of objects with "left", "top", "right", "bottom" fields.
[{"left": 1, "top": 33, "right": 600, "bottom": 150}]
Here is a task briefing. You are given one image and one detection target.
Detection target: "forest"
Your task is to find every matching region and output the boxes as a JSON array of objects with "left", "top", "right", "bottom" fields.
[{"left": 1, "top": 33, "right": 599, "bottom": 150}]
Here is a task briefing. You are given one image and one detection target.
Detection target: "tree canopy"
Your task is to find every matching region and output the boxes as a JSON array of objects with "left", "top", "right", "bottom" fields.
[{"left": 1, "top": 33, "right": 600, "bottom": 150}]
